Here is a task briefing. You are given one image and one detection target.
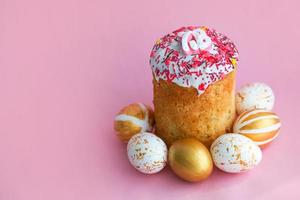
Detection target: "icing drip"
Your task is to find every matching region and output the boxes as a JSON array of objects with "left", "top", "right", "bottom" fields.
[{"left": 149, "top": 26, "right": 239, "bottom": 95}]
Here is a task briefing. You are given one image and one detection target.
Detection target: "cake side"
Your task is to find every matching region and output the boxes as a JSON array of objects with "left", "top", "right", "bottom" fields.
[{"left": 153, "top": 71, "right": 236, "bottom": 147}]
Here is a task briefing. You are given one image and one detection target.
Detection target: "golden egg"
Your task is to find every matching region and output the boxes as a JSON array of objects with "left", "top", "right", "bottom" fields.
[
  {"left": 114, "top": 103, "right": 154, "bottom": 142},
  {"left": 233, "top": 109, "right": 281, "bottom": 147},
  {"left": 168, "top": 138, "right": 213, "bottom": 182}
]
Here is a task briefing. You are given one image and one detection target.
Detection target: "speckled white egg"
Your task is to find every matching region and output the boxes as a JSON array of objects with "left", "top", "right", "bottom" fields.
[
  {"left": 127, "top": 132, "right": 167, "bottom": 174},
  {"left": 210, "top": 133, "right": 262, "bottom": 173},
  {"left": 236, "top": 82, "right": 275, "bottom": 114}
]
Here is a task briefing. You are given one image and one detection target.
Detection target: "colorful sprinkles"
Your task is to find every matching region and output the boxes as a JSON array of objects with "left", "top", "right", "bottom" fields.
[{"left": 150, "top": 26, "right": 239, "bottom": 95}]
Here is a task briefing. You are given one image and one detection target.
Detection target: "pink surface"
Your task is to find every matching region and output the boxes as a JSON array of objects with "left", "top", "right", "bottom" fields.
[{"left": 0, "top": 0, "right": 299, "bottom": 199}]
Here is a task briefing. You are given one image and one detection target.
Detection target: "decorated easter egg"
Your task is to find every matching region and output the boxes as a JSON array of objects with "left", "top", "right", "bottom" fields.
[
  {"left": 168, "top": 138, "right": 213, "bottom": 182},
  {"left": 210, "top": 134, "right": 262, "bottom": 173},
  {"left": 127, "top": 132, "right": 167, "bottom": 174},
  {"left": 236, "top": 82, "right": 275, "bottom": 114},
  {"left": 114, "top": 103, "right": 154, "bottom": 142},
  {"left": 233, "top": 109, "right": 281, "bottom": 147}
]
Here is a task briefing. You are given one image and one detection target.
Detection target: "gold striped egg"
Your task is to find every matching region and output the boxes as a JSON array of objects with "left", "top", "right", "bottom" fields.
[
  {"left": 114, "top": 103, "right": 154, "bottom": 142},
  {"left": 233, "top": 109, "right": 281, "bottom": 147}
]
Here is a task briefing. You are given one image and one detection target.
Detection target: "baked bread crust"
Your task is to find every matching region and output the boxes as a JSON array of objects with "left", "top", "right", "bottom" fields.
[{"left": 153, "top": 71, "right": 236, "bottom": 147}]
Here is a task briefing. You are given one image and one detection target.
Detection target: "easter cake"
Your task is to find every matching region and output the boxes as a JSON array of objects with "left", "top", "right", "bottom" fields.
[{"left": 150, "top": 26, "right": 239, "bottom": 147}]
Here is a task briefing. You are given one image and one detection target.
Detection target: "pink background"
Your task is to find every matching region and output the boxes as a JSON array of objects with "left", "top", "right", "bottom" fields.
[{"left": 1, "top": 0, "right": 300, "bottom": 199}]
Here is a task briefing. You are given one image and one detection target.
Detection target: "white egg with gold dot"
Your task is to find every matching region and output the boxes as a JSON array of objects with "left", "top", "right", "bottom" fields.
[
  {"left": 236, "top": 82, "right": 275, "bottom": 114},
  {"left": 127, "top": 132, "right": 167, "bottom": 174},
  {"left": 210, "top": 133, "right": 262, "bottom": 173}
]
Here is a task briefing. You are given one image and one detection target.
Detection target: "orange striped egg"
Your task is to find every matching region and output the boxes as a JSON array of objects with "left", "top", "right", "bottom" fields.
[
  {"left": 114, "top": 103, "right": 154, "bottom": 142},
  {"left": 233, "top": 109, "right": 281, "bottom": 147}
]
